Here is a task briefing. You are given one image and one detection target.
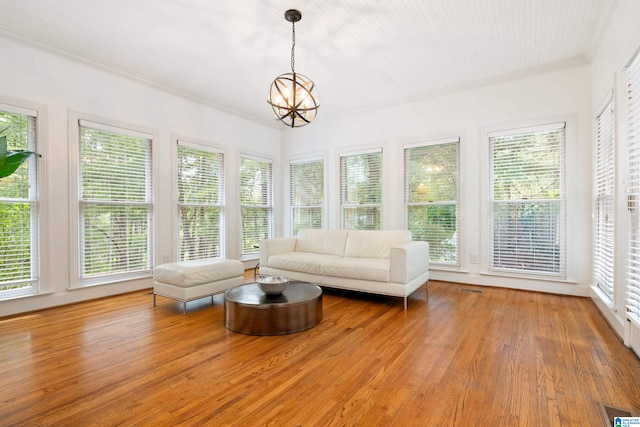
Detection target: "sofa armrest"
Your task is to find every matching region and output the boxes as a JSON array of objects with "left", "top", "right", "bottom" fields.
[
  {"left": 259, "top": 237, "right": 297, "bottom": 267},
  {"left": 389, "top": 241, "right": 430, "bottom": 283}
]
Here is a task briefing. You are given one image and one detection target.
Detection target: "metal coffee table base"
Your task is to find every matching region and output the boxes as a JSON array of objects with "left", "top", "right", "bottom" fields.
[{"left": 224, "top": 282, "right": 322, "bottom": 336}]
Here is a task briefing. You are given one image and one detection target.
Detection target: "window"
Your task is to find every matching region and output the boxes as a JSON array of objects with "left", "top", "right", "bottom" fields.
[
  {"left": 627, "top": 51, "right": 640, "bottom": 326},
  {"left": 340, "top": 149, "right": 382, "bottom": 230},
  {"left": 405, "top": 138, "right": 459, "bottom": 266},
  {"left": 489, "top": 122, "right": 566, "bottom": 277},
  {"left": 177, "top": 141, "right": 224, "bottom": 261},
  {"left": 240, "top": 155, "right": 272, "bottom": 257},
  {"left": 594, "top": 99, "right": 615, "bottom": 300},
  {"left": 0, "top": 105, "right": 39, "bottom": 298},
  {"left": 290, "top": 158, "right": 324, "bottom": 235},
  {"left": 78, "top": 120, "right": 153, "bottom": 285}
]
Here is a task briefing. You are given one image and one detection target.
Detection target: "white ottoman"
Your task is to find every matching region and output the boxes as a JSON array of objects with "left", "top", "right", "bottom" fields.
[{"left": 153, "top": 258, "right": 244, "bottom": 314}]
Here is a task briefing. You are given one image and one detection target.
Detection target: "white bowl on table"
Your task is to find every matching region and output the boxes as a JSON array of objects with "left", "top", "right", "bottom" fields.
[{"left": 256, "top": 276, "right": 290, "bottom": 295}]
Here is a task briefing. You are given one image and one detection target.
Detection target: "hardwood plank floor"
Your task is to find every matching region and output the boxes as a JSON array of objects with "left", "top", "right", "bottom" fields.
[{"left": 1, "top": 277, "right": 639, "bottom": 426}]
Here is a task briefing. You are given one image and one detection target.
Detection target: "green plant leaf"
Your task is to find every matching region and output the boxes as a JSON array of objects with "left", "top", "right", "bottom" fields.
[
  {"left": 0, "top": 133, "right": 42, "bottom": 178},
  {"left": 0, "top": 135, "right": 6, "bottom": 171},
  {"left": 1, "top": 151, "right": 35, "bottom": 178}
]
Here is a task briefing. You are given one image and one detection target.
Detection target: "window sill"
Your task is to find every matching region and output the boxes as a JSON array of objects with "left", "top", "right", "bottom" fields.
[
  {"left": 478, "top": 270, "right": 578, "bottom": 285},
  {"left": 591, "top": 285, "right": 616, "bottom": 310},
  {"left": 0, "top": 290, "right": 54, "bottom": 303},
  {"left": 71, "top": 272, "right": 153, "bottom": 289}
]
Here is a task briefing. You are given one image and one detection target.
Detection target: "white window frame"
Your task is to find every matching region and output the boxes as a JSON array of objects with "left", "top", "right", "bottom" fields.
[
  {"left": 239, "top": 153, "right": 273, "bottom": 259},
  {"left": 176, "top": 139, "right": 225, "bottom": 261},
  {"left": 0, "top": 99, "right": 47, "bottom": 299},
  {"left": 404, "top": 137, "right": 460, "bottom": 268},
  {"left": 481, "top": 119, "right": 574, "bottom": 281},
  {"left": 339, "top": 148, "right": 383, "bottom": 230},
  {"left": 626, "top": 49, "right": 640, "bottom": 333},
  {"left": 289, "top": 156, "right": 325, "bottom": 236},
  {"left": 593, "top": 96, "right": 615, "bottom": 302},
  {"left": 69, "top": 113, "right": 157, "bottom": 288}
]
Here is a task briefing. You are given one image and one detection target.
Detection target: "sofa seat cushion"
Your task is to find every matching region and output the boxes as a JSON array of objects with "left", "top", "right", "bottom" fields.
[
  {"left": 268, "top": 252, "right": 340, "bottom": 275},
  {"left": 321, "top": 257, "right": 390, "bottom": 282}
]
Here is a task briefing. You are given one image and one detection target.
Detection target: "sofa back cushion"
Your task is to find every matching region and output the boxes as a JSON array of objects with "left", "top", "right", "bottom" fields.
[
  {"left": 344, "top": 230, "right": 412, "bottom": 259},
  {"left": 296, "top": 229, "right": 349, "bottom": 256}
]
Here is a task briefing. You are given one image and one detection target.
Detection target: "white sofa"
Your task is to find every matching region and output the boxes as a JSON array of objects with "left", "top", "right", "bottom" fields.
[{"left": 259, "top": 229, "right": 429, "bottom": 310}]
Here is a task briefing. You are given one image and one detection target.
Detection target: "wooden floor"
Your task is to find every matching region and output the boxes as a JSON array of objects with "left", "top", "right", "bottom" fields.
[{"left": 1, "top": 276, "right": 639, "bottom": 426}]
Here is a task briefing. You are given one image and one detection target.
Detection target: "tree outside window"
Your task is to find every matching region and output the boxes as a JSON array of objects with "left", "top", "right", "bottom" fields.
[
  {"left": 340, "top": 150, "right": 382, "bottom": 230},
  {"left": 178, "top": 142, "right": 224, "bottom": 261},
  {"left": 290, "top": 158, "right": 324, "bottom": 235},
  {"left": 0, "top": 108, "right": 38, "bottom": 297},
  {"left": 79, "top": 123, "right": 152, "bottom": 282},
  {"left": 489, "top": 123, "right": 565, "bottom": 276},
  {"left": 240, "top": 156, "right": 272, "bottom": 256},
  {"left": 405, "top": 139, "right": 459, "bottom": 266}
]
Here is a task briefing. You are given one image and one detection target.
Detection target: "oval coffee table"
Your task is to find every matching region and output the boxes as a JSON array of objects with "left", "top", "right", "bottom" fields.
[{"left": 224, "top": 281, "right": 322, "bottom": 336}]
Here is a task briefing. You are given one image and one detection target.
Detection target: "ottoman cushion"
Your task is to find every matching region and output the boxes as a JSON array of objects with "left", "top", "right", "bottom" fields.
[{"left": 154, "top": 258, "right": 244, "bottom": 287}]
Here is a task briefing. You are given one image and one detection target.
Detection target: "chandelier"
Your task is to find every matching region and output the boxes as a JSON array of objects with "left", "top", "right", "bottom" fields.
[{"left": 267, "top": 9, "right": 320, "bottom": 128}]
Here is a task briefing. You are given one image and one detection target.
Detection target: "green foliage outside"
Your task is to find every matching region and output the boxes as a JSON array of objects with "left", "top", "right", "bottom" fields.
[
  {"left": 491, "top": 130, "right": 563, "bottom": 273},
  {"left": 82, "top": 204, "right": 149, "bottom": 275},
  {"left": 408, "top": 205, "right": 457, "bottom": 263},
  {"left": 80, "top": 127, "right": 151, "bottom": 277},
  {"left": 343, "top": 206, "right": 380, "bottom": 230},
  {"left": 179, "top": 207, "right": 221, "bottom": 260},
  {"left": 0, "top": 111, "right": 37, "bottom": 292},
  {"left": 178, "top": 145, "right": 223, "bottom": 261},
  {"left": 406, "top": 143, "right": 458, "bottom": 264},
  {"left": 341, "top": 152, "right": 381, "bottom": 230},
  {"left": 240, "top": 157, "right": 271, "bottom": 254},
  {"left": 0, "top": 203, "right": 32, "bottom": 291},
  {"left": 492, "top": 132, "right": 560, "bottom": 200},
  {"left": 292, "top": 207, "right": 322, "bottom": 235},
  {"left": 291, "top": 159, "right": 323, "bottom": 235},
  {"left": 492, "top": 201, "right": 561, "bottom": 272}
]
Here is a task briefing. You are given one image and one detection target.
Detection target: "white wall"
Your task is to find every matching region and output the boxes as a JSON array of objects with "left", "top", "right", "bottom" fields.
[
  {"left": 282, "top": 64, "right": 593, "bottom": 296},
  {"left": 590, "top": 0, "right": 640, "bottom": 337},
  {"left": 0, "top": 37, "right": 281, "bottom": 316}
]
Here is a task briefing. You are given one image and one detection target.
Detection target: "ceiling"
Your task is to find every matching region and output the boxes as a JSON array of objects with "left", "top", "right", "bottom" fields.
[{"left": 0, "top": 0, "right": 619, "bottom": 128}]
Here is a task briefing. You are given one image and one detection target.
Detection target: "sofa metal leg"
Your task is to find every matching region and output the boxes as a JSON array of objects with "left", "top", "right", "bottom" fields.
[
  {"left": 404, "top": 296, "right": 408, "bottom": 311},
  {"left": 153, "top": 293, "right": 156, "bottom": 307},
  {"left": 183, "top": 301, "right": 187, "bottom": 315},
  {"left": 425, "top": 281, "right": 429, "bottom": 299}
]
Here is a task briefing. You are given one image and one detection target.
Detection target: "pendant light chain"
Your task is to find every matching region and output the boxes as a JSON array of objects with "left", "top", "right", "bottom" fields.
[{"left": 290, "top": 21, "right": 296, "bottom": 73}]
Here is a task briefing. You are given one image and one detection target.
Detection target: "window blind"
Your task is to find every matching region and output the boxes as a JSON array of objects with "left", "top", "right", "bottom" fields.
[
  {"left": 340, "top": 149, "right": 382, "bottom": 230},
  {"left": 240, "top": 155, "right": 272, "bottom": 256},
  {"left": 627, "top": 51, "right": 640, "bottom": 325},
  {"left": 594, "top": 99, "right": 615, "bottom": 300},
  {"left": 177, "top": 142, "right": 224, "bottom": 261},
  {"left": 290, "top": 158, "right": 324, "bottom": 235},
  {"left": 0, "top": 107, "right": 38, "bottom": 297},
  {"left": 489, "top": 123, "right": 566, "bottom": 276},
  {"left": 79, "top": 122, "right": 152, "bottom": 280},
  {"left": 404, "top": 139, "right": 459, "bottom": 266}
]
